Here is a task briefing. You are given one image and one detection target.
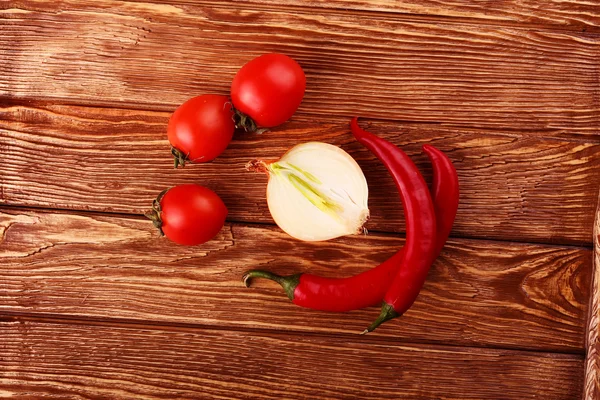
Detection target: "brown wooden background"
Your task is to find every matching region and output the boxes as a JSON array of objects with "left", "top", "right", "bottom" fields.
[{"left": 1, "top": 1, "right": 599, "bottom": 399}]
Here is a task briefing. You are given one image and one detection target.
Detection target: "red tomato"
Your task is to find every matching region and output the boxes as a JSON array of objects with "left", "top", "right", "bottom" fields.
[
  {"left": 159, "top": 184, "right": 228, "bottom": 246},
  {"left": 231, "top": 53, "right": 305, "bottom": 128},
  {"left": 167, "top": 95, "right": 235, "bottom": 165}
]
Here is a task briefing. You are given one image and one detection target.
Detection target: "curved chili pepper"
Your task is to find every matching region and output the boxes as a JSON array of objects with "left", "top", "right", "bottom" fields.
[
  {"left": 361, "top": 143, "right": 459, "bottom": 331},
  {"left": 243, "top": 118, "right": 458, "bottom": 314},
  {"left": 350, "top": 119, "right": 437, "bottom": 333}
]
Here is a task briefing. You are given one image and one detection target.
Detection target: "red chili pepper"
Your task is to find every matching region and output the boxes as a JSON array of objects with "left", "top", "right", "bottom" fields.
[
  {"left": 351, "top": 119, "right": 437, "bottom": 333},
  {"left": 243, "top": 118, "right": 458, "bottom": 315}
]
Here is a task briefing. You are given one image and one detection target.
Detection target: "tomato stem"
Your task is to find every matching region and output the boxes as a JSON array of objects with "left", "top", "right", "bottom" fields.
[
  {"left": 144, "top": 188, "right": 169, "bottom": 236},
  {"left": 171, "top": 147, "right": 190, "bottom": 168},
  {"left": 232, "top": 108, "right": 269, "bottom": 134}
]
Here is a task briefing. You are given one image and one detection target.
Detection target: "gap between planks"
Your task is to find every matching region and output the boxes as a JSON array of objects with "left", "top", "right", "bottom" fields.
[
  {"left": 584, "top": 186, "right": 600, "bottom": 399},
  {"left": 1, "top": 96, "right": 597, "bottom": 145},
  {"left": 0, "top": 203, "right": 594, "bottom": 251},
  {"left": 0, "top": 310, "right": 587, "bottom": 357}
]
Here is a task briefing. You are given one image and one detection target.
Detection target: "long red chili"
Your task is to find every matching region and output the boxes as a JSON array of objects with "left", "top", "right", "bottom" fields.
[
  {"left": 350, "top": 119, "right": 437, "bottom": 333},
  {"left": 359, "top": 142, "right": 460, "bottom": 330},
  {"left": 243, "top": 118, "right": 458, "bottom": 314}
]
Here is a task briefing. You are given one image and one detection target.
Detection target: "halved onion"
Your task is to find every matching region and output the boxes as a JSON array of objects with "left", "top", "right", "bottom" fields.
[{"left": 247, "top": 142, "right": 369, "bottom": 241}]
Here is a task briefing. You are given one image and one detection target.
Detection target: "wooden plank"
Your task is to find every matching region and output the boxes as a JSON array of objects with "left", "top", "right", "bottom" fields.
[
  {"left": 1, "top": 2, "right": 598, "bottom": 134},
  {"left": 198, "top": 0, "right": 600, "bottom": 30},
  {"left": 584, "top": 187, "right": 600, "bottom": 400},
  {"left": 0, "top": 208, "right": 591, "bottom": 352},
  {"left": 0, "top": 318, "right": 585, "bottom": 400},
  {"left": 1, "top": 104, "right": 599, "bottom": 245}
]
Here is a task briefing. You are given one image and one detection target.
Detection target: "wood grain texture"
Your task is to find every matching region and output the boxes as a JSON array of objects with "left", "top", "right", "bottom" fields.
[
  {"left": 1, "top": 1, "right": 598, "bottom": 398},
  {"left": 585, "top": 189, "right": 600, "bottom": 400},
  {"left": 1, "top": 1, "right": 599, "bottom": 134},
  {"left": 0, "top": 319, "right": 585, "bottom": 400},
  {"left": 198, "top": 0, "right": 600, "bottom": 30},
  {"left": 0, "top": 208, "right": 591, "bottom": 352},
  {"left": 1, "top": 103, "right": 599, "bottom": 245}
]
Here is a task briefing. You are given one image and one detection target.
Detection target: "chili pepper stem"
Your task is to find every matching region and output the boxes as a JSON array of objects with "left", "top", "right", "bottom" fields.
[
  {"left": 242, "top": 270, "right": 301, "bottom": 301},
  {"left": 361, "top": 303, "right": 400, "bottom": 334}
]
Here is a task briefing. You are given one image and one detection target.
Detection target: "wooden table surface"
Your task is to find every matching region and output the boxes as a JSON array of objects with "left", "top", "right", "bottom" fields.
[{"left": 1, "top": 1, "right": 599, "bottom": 399}]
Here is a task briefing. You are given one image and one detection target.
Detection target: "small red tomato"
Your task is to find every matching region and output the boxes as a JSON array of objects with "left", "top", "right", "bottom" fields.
[
  {"left": 167, "top": 94, "right": 235, "bottom": 167},
  {"left": 231, "top": 53, "right": 305, "bottom": 128},
  {"left": 149, "top": 184, "right": 228, "bottom": 246}
]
